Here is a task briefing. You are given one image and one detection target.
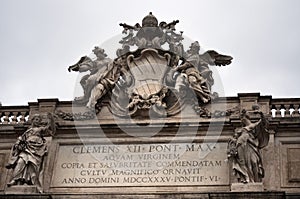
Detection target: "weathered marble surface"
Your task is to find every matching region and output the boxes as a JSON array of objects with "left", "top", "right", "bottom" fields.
[{"left": 51, "top": 142, "right": 229, "bottom": 187}]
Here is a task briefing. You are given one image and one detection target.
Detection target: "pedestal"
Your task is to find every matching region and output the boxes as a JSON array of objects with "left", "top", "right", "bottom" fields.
[
  {"left": 231, "top": 182, "right": 264, "bottom": 192},
  {"left": 5, "top": 185, "right": 39, "bottom": 194}
]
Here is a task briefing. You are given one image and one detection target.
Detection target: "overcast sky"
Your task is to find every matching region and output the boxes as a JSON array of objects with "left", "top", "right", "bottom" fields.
[{"left": 0, "top": 0, "right": 299, "bottom": 106}]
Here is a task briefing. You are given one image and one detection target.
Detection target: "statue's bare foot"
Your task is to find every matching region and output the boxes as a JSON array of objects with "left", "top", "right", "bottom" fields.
[
  {"left": 201, "top": 98, "right": 209, "bottom": 104},
  {"left": 7, "top": 180, "right": 17, "bottom": 187}
]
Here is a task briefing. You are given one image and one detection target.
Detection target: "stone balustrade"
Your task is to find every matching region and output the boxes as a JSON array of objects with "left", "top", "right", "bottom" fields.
[
  {"left": 0, "top": 106, "right": 29, "bottom": 124},
  {"left": 270, "top": 98, "right": 300, "bottom": 118}
]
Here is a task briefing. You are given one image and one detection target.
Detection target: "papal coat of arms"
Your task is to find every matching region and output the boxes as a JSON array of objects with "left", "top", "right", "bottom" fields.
[{"left": 67, "top": 12, "right": 233, "bottom": 118}]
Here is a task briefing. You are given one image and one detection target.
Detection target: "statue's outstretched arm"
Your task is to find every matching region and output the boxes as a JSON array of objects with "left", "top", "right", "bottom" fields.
[
  {"left": 254, "top": 111, "right": 270, "bottom": 149},
  {"left": 202, "top": 50, "right": 233, "bottom": 66},
  {"left": 68, "top": 56, "right": 93, "bottom": 72}
]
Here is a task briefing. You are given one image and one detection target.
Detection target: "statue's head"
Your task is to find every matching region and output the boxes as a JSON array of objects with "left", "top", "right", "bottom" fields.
[
  {"left": 189, "top": 41, "right": 200, "bottom": 53},
  {"left": 186, "top": 41, "right": 200, "bottom": 56},
  {"left": 31, "top": 114, "right": 42, "bottom": 127},
  {"left": 142, "top": 12, "right": 158, "bottom": 27},
  {"left": 93, "top": 46, "right": 107, "bottom": 59},
  {"left": 240, "top": 109, "right": 251, "bottom": 126}
]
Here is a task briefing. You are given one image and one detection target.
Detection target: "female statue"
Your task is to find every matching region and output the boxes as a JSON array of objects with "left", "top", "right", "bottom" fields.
[
  {"left": 227, "top": 107, "right": 269, "bottom": 183},
  {"left": 6, "top": 113, "right": 55, "bottom": 192}
]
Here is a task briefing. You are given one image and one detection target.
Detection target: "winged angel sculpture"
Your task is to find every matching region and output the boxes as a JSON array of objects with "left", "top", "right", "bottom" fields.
[{"left": 68, "top": 12, "right": 233, "bottom": 117}]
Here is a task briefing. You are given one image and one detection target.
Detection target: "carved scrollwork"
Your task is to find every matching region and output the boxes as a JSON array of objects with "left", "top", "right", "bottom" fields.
[
  {"left": 55, "top": 110, "right": 96, "bottom": 121},
  {"left": 194, "top": 105, "right": 240, "bottom": 118}
]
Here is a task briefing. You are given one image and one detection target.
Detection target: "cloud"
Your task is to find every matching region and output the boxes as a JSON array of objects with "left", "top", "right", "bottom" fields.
[{"left": 0, "top": 0, "right": 299, "bottom": 105}]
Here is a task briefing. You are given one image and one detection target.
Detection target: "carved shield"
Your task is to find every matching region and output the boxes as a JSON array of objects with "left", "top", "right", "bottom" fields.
[{"left": 126, "top": 49, "right": 171, "bottom": 99}]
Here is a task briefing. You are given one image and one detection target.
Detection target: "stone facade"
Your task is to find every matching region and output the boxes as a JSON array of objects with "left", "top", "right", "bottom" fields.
[{"left": 0, "top": 93, "right": 299, "bottom": 198}]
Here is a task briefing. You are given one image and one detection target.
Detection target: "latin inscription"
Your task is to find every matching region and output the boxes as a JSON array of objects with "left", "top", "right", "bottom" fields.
[{"left": 51, "top": 143, "right": 229, "bottom": 187}]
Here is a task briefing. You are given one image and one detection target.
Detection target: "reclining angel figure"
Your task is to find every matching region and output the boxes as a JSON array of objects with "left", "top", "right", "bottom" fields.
[
  {"left": 175, "top": 41, "right": 233, "bottom": 104},
  {"left": 68, "top": 47, "right": 119, "bottom": 109}
]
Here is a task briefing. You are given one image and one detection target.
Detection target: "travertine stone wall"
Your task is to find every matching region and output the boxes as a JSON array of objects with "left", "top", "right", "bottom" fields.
[{"left": 0, "top": 93, "right": 299, "bottom": 196}]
